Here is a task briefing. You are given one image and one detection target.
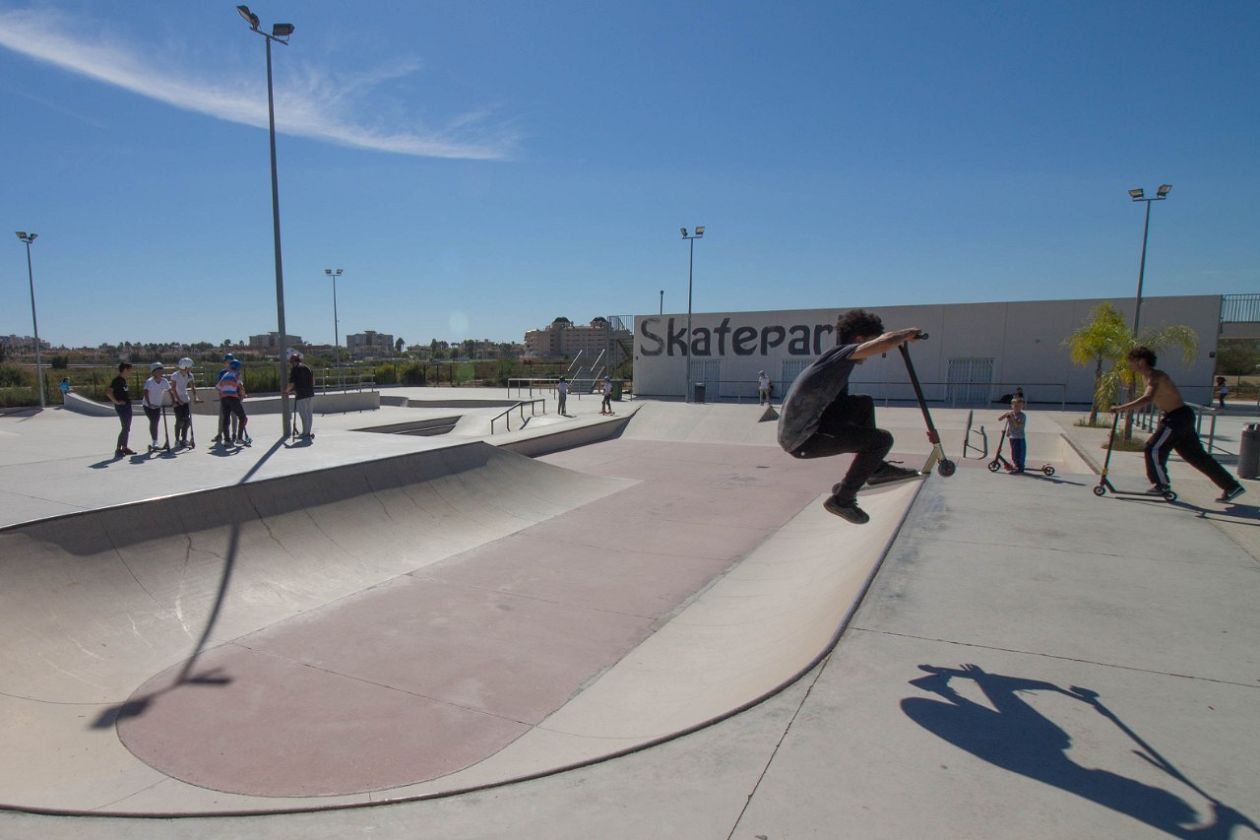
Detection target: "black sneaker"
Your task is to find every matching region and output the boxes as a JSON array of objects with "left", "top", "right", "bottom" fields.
[
  {"left": 1145, "top": 485, "right": 1171, "bottom": 496},
  {"left": 866, "top": 461, "right": 922, "bottom": 486},
  {"left": 823, "top": 495, "right": 870, "bottom": 524},
  {"left": 1218, "top": 485, "right": 1246, "bottom": 504}
]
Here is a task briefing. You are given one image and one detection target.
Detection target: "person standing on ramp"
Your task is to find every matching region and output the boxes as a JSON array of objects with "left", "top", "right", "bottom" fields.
[{"left": 778, "top": 309, "right": 924, "bottom": 524}]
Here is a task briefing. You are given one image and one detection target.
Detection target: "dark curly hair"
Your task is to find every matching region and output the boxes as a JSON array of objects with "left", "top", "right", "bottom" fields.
[
  {"left": 1127, "top": 346, "right": 1157, "bottom": 367},
  {"left": 836, "top": 309, "right": 885, "bottom": 345}
]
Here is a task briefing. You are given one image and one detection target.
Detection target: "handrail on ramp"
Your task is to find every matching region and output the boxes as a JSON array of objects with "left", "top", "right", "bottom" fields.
[{"left": 490, "top": 398, "right": 546, "bottom": 434}]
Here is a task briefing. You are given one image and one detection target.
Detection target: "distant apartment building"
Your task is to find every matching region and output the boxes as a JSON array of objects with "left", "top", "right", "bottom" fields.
[
  {"left": 346, "top": 330, "right": 395, "bottom": 357},
  {"left": 523, "top": 317, "right": 630, "bottom": 361},
  {"left": 248, "top": 332, "right": 303, "bottom": 350}
]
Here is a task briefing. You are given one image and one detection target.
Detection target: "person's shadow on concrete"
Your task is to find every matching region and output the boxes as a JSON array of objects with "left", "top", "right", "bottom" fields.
[{"left": 902, "top": 663, "right": 1257, "bottom": 838}]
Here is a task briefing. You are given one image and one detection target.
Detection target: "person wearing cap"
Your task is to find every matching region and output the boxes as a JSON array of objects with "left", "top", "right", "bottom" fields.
[
  {"left": 216, "top": 359, "right": 250, "bottom": 446},
  {"left": 282, "top": 350, "right": 316, "bottom": 439},
  {"left": 170, "top": 358, "right": 199, "bottom": 448},
  {"left": 600, "top": 376, "right": 614, "bottom": 415},
  {"left": 757, "top": 370, "right": 772, "bottom": 406},
  {"left": 106, "top": 361, "right": 136, "bottom": 457},
  {"left": 141, "top": 362, "right": 170, "bottom": 452}
]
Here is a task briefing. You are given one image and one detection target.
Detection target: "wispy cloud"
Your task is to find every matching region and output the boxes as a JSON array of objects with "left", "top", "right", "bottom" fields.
[{"left": 0, "top": 7, "right": 515, "bottom": 160}]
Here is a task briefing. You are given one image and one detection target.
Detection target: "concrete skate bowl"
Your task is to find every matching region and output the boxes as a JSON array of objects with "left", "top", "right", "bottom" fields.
[{"left": 0, "top": 431, "right": 921, "bottom": 816}]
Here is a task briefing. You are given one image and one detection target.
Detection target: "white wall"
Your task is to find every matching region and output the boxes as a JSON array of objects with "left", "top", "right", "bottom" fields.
[{"left": 633, "top": 295, "right": 1222, "bottom": 406}]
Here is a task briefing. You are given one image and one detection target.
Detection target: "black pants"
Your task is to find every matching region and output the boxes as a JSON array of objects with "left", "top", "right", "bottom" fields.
[
  {"left": 1144, "top": 405, "right": 1237, "bottom": 492},
  {"left": 143, "top": 406, "right": 162, "bottom": 444},
  {"left": 789, "top": 395, "right": 892, "bottom": 502},
  {"left": 220, "top": 397, "right": 247, "bottom": 439},
  {"left": 115, "top": 402, "right": 132, "bottom": 451},
  {"left": 173, "top": 402, "right": 191, "bottom": 442}
]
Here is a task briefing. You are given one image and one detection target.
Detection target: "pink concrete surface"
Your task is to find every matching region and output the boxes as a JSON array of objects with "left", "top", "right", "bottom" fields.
[{"left": 116, "top": 440, "right": 858, "bottom": 799}]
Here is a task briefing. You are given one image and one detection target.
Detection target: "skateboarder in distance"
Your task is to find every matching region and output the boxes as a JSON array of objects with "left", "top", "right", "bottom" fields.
[
  {"left": 778, "top": 309, "right": 924, "bottom": 524},
  {"left": 1113, "top": 346, "right": 1245, "bottom": 503}
]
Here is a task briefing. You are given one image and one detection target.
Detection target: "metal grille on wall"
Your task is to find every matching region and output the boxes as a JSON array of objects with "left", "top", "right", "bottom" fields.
[{"left": 946, "top": 357, "right": 994, "bottom": 405}]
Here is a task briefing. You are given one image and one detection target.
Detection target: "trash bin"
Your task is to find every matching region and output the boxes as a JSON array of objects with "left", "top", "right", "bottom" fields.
[
  {"left": 611, "top": 379, "right": 624, "bottom": 401},
  {"left": 1239, "top": 423, "right": 1260, "bottom": 480},
  {"left": 693, "top": 382, "right": 706, "bottom": 403}
]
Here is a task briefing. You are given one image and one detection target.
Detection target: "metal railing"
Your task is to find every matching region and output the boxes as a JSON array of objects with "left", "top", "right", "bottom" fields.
[
  {"left": 490, "top": 398, "right": 546, "bottom": 434},
  {"left": 1221, "top": 293, "right": 1260, "bottom": 323},
  {"left": 317, "top": 368, "right": 375, "bottom": 393}
]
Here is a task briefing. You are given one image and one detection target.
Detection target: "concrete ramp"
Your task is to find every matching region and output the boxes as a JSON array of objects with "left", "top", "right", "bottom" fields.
[{"left": 0, "top": 427, "right": 923, "bottom": 815}]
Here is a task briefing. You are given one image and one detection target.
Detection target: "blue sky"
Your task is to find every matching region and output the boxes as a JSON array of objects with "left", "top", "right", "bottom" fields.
[{"left": 2, "top": 1, "right": 1257, "bottom": 348}]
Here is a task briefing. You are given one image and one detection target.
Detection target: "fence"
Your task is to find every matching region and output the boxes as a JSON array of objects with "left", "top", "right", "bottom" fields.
[
  {"left": 691, "top": 378, "right": 1069, "bottom": 409},
  {"left": 1221, "top": 294, "right": 1260, "bottom": 323}
]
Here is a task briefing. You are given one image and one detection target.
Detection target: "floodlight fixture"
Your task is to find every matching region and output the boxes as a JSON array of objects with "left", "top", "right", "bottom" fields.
[
  {"left": 1156, "top": 184, "right": 1172, "bottom": 197},
  {"left": 680, "top": 227, "right": 688, "bottom": 238},
  {"left": 272, "top": 22, "right": 294, "bottom": 38},
  {"left": 1128, "top": 188, "right": 1144, "bottom": 200},
  {"left": 237, "top": 5, "right": 260, "bottom": 28},
  {"left": 694, "top": 225, "right": 705, "bottom": 237}
]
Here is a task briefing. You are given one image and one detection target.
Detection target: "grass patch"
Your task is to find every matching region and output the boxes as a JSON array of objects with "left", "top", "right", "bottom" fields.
[
  {"left": 1103, "top": 438, "right": 1146, "bottom": 452},
  {"left": 1074, "top": 418, "right": 1112, "bottom": 428}
]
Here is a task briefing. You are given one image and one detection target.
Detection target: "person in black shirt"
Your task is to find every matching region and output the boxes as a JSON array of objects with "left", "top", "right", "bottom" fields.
[
  {"left": 283, "top": 350, "right": 317, "bottom": 439},
  {"left": 106, "top": 361, "right": 136, "bottom": 456},
  {"left": 778, "top": 309, "right": 923, "bottom": 524}
]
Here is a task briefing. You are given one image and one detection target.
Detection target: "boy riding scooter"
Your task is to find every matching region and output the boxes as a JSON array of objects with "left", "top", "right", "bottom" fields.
[{"left": 778, "top": 309, "right": 924, "bottom": 524}]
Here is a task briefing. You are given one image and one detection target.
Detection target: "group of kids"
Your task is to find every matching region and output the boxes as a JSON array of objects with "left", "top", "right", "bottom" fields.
[
  {"left": 104, "top": 350, "right": 316, "bottom": 457},
  {"left": 777, "top": 309, "right": 1247, "bottom": 525}
]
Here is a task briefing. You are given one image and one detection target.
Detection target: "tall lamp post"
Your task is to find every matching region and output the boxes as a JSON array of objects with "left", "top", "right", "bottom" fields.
[
  {"left": 324, "top": 268, "right": 343, "bottom": 363},
  {"left": 1127, "top": 184, "right": 1172, "bottom": 336},
  {"left": 680, "top": 226, "right": 705, "bottom": 402},
  {"left": 15, "top": 231, "right": 45, "bottom": 409},
  {"left": 237, "top": 5, "right": 295, "bottom": 435},
  {"left": 659, "top": 289, "right": 664, "bottom": 316}
]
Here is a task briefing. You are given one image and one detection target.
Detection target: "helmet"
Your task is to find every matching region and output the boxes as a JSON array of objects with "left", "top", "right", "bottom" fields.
[
  {"left": 224, "top": 353, "right": 235, "bottom": 361},
  {"left": 150, "top": 361, "right": 164, "bottom": 371},
  {"left": 289, "top": 349, "right": 303, "bottom": 361},
  {"left": 178, "top": 357, "right": 193, "bottom": 370},
  {"left": 229, "top": 360, "right": 242, "bottom": 371}
]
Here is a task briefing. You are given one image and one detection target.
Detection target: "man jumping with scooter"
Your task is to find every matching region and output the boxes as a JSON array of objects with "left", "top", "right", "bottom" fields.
[
  {"left": 778, "top": 309, "right": 924, "bottom": 524},
  {"left": 1113, "top": 346, "right": 1245, "bottom": 504}
]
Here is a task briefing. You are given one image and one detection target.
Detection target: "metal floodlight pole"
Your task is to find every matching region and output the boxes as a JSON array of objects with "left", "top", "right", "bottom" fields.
[
  {"left": 1128, "top": 184, "right": 1171, "bottom": 337},
  {"left": 15, "top": 231, "right": 45, "bottom": 408},
  {"left": 680, "top": 226, "right": 704, "bottom": 402},
  {"left": 325, "top": 268, "right": 343, "bottom": 363},
  {"left": 238, "top": 5, "right": 295, "bottom": 435},
  {"left": 659, "top": 289, "right": 664, "bottom": 315}
]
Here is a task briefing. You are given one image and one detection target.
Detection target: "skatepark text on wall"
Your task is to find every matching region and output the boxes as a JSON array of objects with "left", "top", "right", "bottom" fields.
[{"left": 637, "top": 316, "right": 837, "bottom": 357}]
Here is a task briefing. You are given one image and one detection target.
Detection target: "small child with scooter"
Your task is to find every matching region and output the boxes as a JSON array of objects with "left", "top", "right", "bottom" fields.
[{"left": 997, "top": 397, "right": 1028, "bottom": 473}]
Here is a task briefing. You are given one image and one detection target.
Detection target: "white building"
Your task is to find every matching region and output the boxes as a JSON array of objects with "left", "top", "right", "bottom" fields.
[{"left": 632, "top": 295, "right": 1223, "bottom": 406}]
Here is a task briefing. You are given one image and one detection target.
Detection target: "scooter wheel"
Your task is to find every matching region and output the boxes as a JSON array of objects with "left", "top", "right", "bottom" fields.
[
  {"left": 937, "top": 460, "right": 957, "bottom": 477},
  {"left": 1163, "top": 490, "right": 1177, "bottom": 502},
  {"left": 1042, "top": 465, "right": 1056, "bottom": 476},
  {"left": 1092, "top": 485, "right": 1106, "bottom": 497},
  {"left": 987, "top": 461, "right": 1001, "bottom": 473}
]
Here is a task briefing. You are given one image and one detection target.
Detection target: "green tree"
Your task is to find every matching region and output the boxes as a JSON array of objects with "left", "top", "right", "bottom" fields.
[
  {"left": 1214, "top": 339, "right": 1260, "bottom": 376},
  {"left": 1064, "top": 304, "right": 1129, "bottom": 425},
  {"left": 395, "top": 337, "right": 405, "bottom": 355}
]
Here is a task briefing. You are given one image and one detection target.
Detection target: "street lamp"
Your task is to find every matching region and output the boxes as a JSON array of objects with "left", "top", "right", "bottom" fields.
[
  {"left": 680, "top": 225, "right": 705, "bottom": 402},
  {"left": 324, "top": 268, "right": 343, "bottom": 363},
  {"left": 1128, "top": 184, "right": 1172, "bottom": 336},
  {"left": 659, "top": 289, "right": 664, "bottom": 316},
  {"left": 15, "top": 231, "right": 45, "bottom": 409},
  {"left": 237, "top": 5, "right": 295, "bottom": 435}
]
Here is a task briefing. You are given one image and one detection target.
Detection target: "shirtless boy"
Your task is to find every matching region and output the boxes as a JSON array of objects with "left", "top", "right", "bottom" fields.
[{"left": 1113, "top": 346, "right": 1245, "bottom": 503}]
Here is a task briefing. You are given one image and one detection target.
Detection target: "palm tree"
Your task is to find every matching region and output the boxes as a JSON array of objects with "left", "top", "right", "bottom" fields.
[{"left": 1064, "top": 304, "right": 1129, "bottom": 424}]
